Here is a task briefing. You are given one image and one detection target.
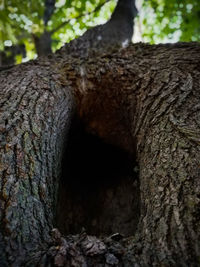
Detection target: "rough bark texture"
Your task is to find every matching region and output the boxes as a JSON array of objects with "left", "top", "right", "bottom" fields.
[
  {"left": 0, "top": 42, "right": 200, "bottom": 266},
  {"left": 0, "top": 59, "right": 74, "bottom": 265}
]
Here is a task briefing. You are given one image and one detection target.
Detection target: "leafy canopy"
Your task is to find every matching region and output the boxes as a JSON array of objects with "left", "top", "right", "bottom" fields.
[
  {"left": 141, "top": 0, "right": 200, "bottom": 43},
  {"left": 0, "top": 0, "right": 199, "bottom": 63},
  {"left": 0, "top": 0, "right": 115, "bottom": 61}
]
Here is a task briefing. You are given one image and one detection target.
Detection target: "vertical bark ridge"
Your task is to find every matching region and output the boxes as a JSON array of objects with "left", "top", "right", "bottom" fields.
[
  {"left": 0, "top": 62, "right": 74, "bottom": 265},
  {"left": 131, "top": 45, "right": 200, "bottom": 265}
]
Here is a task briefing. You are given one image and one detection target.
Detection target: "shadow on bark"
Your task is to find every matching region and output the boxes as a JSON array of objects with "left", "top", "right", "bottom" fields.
[{"left": 57, "top": 118, "right": 140, "bottom": 237}]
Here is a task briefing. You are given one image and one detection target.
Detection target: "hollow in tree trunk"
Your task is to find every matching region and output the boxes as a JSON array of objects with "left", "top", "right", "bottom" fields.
[{"left": 0, "top": 42, "right": 200, "bottom": 266}]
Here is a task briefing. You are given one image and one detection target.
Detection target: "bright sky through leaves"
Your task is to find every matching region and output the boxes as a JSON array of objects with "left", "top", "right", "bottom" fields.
[{"left": 0, "top": 0, "right": 199, "bottom": 64}]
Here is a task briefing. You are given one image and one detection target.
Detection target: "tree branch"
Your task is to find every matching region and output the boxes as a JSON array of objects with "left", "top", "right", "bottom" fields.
[{"left": 50, "top": 0, "right": 111, "bottom": 35}]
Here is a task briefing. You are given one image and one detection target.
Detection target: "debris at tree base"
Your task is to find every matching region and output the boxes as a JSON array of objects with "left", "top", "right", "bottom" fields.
[{"left": 38, "top": 228, "right": 134, "bottom": 266}]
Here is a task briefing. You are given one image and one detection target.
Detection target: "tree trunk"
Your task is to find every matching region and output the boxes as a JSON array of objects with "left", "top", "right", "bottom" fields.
[
  {"left": 0, "top": 42, "right": 200, "bottom": 266},
  {"left": 0, "top": 60, "right": 74, "bottom": 265},
  {"left": 33, "top": 31, "right": 53, "bottom": 57}
]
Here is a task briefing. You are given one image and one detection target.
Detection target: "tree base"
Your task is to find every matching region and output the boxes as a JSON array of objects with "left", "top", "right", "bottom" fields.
[{"left": 29, "top": 228, "right": 139, "bottom": 266}]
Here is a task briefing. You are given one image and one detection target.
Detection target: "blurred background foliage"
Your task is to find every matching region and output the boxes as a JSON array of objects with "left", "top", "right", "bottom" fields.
[
  {"left": 141, "top": 0, "right": 200, "bottom": 43},
  {"left": 0, "top": 0, "right": 199, "bottom": 65}
]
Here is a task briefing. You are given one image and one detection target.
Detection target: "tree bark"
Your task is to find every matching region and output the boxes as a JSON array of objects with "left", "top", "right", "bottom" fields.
[
  {"left": 0, "top": 42, "right": 200, "bottom": 266},
  {"left": 0, "top": 59, "right": 74, "bottom": 265},
  {"left": 33, "top": 31, "right": 53, "bottom": 57}
]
